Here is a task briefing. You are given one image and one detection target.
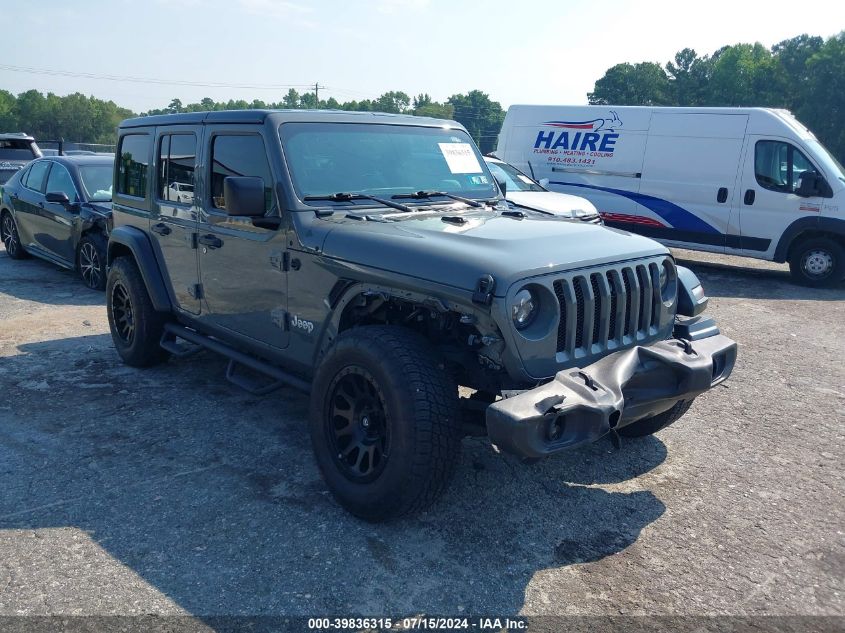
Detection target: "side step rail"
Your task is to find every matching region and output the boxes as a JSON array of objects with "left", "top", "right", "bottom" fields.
[{"left": 161, "top": 323, "right": 311, "bottom": 394}]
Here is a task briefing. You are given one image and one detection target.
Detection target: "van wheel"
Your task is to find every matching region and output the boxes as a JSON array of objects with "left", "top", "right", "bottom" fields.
[
  {"left": 77, "top": 233, "right": 107, "bottom": 290},
  {"left": 788, "top": 237, "right": 845, "bottom": 287},
  {"left": 1, "top": 212, "right": 29, "bottom": 260},
  {"left": 309, "top": 326, "right": 461, "bottom": 522},
  {"left": 617, "top": 399, "right": 694, "bottom": 438},
  {"left": 106, "top": 257, "right": 170, "bottom": 367}
]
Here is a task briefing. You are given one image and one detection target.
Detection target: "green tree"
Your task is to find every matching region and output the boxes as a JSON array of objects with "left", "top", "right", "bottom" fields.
[
  {"left": 588, "top": 62, "right": 673, "bottom": 106},
  {"left": 706, "top": 43, "right": 788, "bottom": 106},
  {"left": 801, "top": 32, "right": 845, "bottom": 162},
  {"left": 447, "top": 90, "right": 504, "bottom": 153}
]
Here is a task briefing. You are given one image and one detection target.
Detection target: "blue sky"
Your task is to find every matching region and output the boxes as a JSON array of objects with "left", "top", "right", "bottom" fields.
[{"left": 2, "top": 0, "right": 843, "bottom": 113}]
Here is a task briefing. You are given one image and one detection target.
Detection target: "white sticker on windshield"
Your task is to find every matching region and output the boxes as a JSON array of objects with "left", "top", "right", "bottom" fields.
[
  {"left": 517, "top": 174, "right": 534, "bottom": 184},
  {"left": 438, "top": 143, "right": 483, "bottom": 174}
]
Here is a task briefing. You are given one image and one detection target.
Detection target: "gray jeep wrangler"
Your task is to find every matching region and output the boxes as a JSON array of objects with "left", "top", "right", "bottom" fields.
[{"left": 106, "top": 110, "right": 737, "bottom": 521}]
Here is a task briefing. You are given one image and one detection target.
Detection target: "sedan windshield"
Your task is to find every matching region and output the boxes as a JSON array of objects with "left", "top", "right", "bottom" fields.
[
  {"left": 485, "top": 160, "right": 544, "bottom": 192},
  {"left": 280, "top": 123, "right": 497, "bottom": 205},
  {"left": 78, "top": 165, "right": 113, "bottom": 202}
]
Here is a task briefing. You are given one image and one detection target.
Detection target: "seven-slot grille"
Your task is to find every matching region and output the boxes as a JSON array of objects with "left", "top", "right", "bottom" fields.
[{"left": 553, "top": 262, "right": 664, "bottom": 355}]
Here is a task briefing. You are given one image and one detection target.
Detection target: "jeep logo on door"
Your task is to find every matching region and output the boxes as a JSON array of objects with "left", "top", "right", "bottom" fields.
[{"left": 291, "top": 315, "right": 314, "bottom": 334}]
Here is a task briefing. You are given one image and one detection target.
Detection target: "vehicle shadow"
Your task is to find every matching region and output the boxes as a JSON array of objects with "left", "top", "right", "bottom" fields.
[
  {"left": 0, "top": 335, "right": 667, "bottom": 618},
  {"left": 0, "top": 246, "right": 103, "bottom": 307},
  {"left": 675, "top": 256, "right": 845, "bottom": 301}
]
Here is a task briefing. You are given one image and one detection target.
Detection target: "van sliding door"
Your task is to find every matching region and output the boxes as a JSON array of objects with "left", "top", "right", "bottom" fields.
[{"left": 636, "top": 113, "right": 747, "bottom": 252}]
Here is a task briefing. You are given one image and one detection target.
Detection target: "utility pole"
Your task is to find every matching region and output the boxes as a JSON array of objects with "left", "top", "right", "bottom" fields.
[{"left": 314, "top": 82, "right": 324, "bottom": 107}]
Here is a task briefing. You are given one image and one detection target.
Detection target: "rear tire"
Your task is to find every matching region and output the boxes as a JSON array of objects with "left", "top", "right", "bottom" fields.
[
  {"left": 309, "top": 326, "right": 461, "bottom": 522},
  {"left": 77, "top": 233, "right": 107, "bottom": 290},
  {"left": 1, "top": 212, "right": 29, "bottom": 260},
  {"left": 106, "top": 257, "right": 170, "bottom": 367},
  {"left": 617, "top": 399, "right": 694, "bottom": 438},
  {"left": 788, "top": 237, "right": 845, "bottom": 288}
]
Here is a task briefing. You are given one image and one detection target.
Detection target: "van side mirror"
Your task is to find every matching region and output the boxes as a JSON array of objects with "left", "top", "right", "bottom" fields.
[
  {"left": 223, "top": 176, "right": 265, "bottom": 216},
  {"left": 495, "top": 177, "right": 507, "bottom": 196},
  {"left": 796, "top": 171, "right": 821, "bottom": 198},
  {"left": 46, "top": 191, "right": 70, "bottom": 205}
]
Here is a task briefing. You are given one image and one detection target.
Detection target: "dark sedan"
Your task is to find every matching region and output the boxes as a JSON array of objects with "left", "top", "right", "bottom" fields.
[{"left": 0, "top": 155, "right": 113, "bottom": 290}]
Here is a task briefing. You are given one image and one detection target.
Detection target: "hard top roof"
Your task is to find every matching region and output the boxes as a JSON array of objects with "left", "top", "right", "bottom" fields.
[{"left": 119, "top": 109, "right": 464, "bottom": 130}]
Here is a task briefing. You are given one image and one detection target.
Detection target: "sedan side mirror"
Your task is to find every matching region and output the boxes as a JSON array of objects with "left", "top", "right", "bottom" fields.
[
  {"left": 495, "top": 177, "right": 507, "bottom": 196},
  {"left": 796, "top": 171, "right": 821, "bottom": 198},
  {"left": 539, "top": 178, "right": 550, "bottom": 188},
  {"left": 223, "top": 176, "right": 265, "bottom": 216},
  {"left": 46, "top": 191, "right": 70, "bottom": 205}
]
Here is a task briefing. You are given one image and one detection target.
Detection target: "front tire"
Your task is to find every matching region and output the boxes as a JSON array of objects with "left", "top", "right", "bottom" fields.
[
  {"left": 77, "top": 233, "right": 107, "bottom": 290},
  {"left": 617, "top": 399, "right": 694, "bottom": 438},
  {"left": 106, "top": 257, "right": 170, "bottom": 367},
  {"left": 309, "top": 326, "right": 461, "bottom": 522},
  {"left": 788, "top": 237, "right": 845, "bottom": 287},
  {"left": 1, "top": 212, "right": 29, "bottom": 260}
]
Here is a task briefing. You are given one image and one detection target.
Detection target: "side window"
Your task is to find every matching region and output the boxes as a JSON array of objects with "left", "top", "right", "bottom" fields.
[
  {"left": 24, "top": 161, "right": 51, "bottom": 193},
  {"left": 158, "top": 133, "right": 197, "bottom": 204},
  {"left": 754, "top": 141, "right": 816, "bottom": 194},
  {"left": 210, "top": 135, "right": 273, "bottom": 212},
  {"left": 45, "top": 163, "right": 78, "bottom": 201},
  {"left": 117, "top": 134, "right": 151, "bottom": 198}
]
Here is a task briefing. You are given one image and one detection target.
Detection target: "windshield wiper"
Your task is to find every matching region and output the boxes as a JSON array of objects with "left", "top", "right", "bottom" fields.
[
  {"left": 392, "top": 190, "right": 484, "bottom": 208},
  {"left": 304, "top": 192, "right": 411, "bottom": 213}
]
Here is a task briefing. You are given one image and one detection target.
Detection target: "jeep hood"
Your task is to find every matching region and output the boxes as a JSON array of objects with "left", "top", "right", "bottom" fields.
[{"left": 315, "top": 207, "right": 668, "bottom": 296}]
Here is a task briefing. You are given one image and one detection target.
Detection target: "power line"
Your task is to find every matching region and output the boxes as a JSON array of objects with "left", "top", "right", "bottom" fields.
[{"left": 0, "top": 64, "right": 315, "bottom": 91}]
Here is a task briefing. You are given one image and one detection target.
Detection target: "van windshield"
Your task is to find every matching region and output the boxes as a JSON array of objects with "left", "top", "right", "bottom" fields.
[
  {"left": 280, "top": 123, "right": 497, "bottom": 205},
  {"left": 805, "top": 139, "right": 845, "bottom": 185}
]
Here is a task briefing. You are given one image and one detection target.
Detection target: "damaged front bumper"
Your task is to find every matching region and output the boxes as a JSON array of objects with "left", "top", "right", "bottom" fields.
[{"left": 486, "top": 333, "right": 737, "bottom": 459}]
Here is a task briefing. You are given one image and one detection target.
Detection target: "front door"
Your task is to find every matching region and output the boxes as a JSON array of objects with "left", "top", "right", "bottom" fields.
[
  {"left": 150, "top": 129, "right": 202, "bottom": 314},
  {"left": 738, "top": 136, "right": 826, "bottom": 258},
  {"left": 38, "top": 161, "right": 79, "bottom": 263},
  {"left": 197, "top": 128, "right": 289, "bottom": 349}
]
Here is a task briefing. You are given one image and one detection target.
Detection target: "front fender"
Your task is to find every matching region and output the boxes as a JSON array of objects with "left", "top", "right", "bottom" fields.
[{"left": 107, "top": 225, "right": 172, "bottom": 312}]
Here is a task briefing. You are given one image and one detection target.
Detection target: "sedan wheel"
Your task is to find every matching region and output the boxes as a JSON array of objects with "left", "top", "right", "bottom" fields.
[
  {"left": 78, "top": 234, "right": 106, "bottom": 290},
  {"left": 1, "top": 213, "right": 27, "bottom": 260}
]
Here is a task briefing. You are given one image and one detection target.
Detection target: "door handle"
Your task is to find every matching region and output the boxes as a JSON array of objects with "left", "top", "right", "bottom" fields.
[
  {"left": 198, "top": 234, "right": 223, "bottom": 249},
  {"left": 744, "top": 189, "right": 756, "bottom": 205},
  {"left": 717, "top": 187, "right": 728, "bottom": 203},
  {"left": 151, "top": 223, "right": 172, "bottom": 236}
]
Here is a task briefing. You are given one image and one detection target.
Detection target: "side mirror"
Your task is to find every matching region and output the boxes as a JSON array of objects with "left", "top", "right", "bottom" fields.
[
  {"left": 495, "top": 177, "right": 507, "bottom": 196},
  {"left": 539, "top": 178, "right": 550, "bottom": 188},
  {"left": 223, "top": 176, "right": 265, "bottom": 216},
  {"left": 45, "top": 191, "right": 70, "bottom": 205},
  {"left": 796, "top": 171, "right": 820, "bottom": 198}
]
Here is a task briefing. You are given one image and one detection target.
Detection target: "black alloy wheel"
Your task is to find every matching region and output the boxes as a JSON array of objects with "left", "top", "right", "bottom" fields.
[
  {"left": 327, "top": 367, "right": 391, "bottom": 482},
  {"left": 110, "top": 280, "right": 135, "bottom": 344}
]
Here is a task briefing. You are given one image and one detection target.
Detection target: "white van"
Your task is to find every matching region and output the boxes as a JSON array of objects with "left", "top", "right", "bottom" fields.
[{"left": 495, "top": 106, "right": 845, "bottom": 286}]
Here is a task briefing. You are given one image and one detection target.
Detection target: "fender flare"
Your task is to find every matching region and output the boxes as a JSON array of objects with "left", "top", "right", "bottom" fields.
[
  {"left": 107, "top": 225, "right": 172, "bottom": 312},
  {"left": 773, "top": 216, "right": 845, "bottom": 263}
]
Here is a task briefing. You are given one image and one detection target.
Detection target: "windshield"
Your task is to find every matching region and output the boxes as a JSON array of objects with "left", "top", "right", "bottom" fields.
[
  {"left": 78, "top": 165, "right": 113, "bottom": 202},
  {"left": 280, "top": 123, "right": 497, "bottom": 205},
  {"left": 485, "top": 160, "right": 544, "bottom": 193},
  {"left": 804, "top": 139, "right": 845, "bottom": 185},
  {"left": 0, "top": 139, "right": 38, "bottom": 161}
]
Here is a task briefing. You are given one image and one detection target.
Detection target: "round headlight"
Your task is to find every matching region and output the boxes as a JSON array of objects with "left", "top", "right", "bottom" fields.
[
  {"left": 660, "top": 259, "right": 677, "bottom": 303},
  {"left": 511, "top": 288, "right": 538, "bottom": 330}
]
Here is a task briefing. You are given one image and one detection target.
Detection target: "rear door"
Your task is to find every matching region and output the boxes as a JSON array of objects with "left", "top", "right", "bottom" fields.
[
  {"left": 10, "top": 160, "right": 51, "bottom": 247},
  {"left": 737, "top": 136, "right": 826, "bottom": 258},
  {"left": 638, "top": 112, "right": 747, "bottom": 252},
  {"left": 151, "top": 128, "right": 202, "bottom": 314},
  {"left": 196, "top": 126, "right": 289, "bottom": 349}
]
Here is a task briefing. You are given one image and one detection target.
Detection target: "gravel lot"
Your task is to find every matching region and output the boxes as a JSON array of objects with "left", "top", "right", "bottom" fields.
[{"left": 0, "top": 242, "right": 843, "bottom": 626}]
